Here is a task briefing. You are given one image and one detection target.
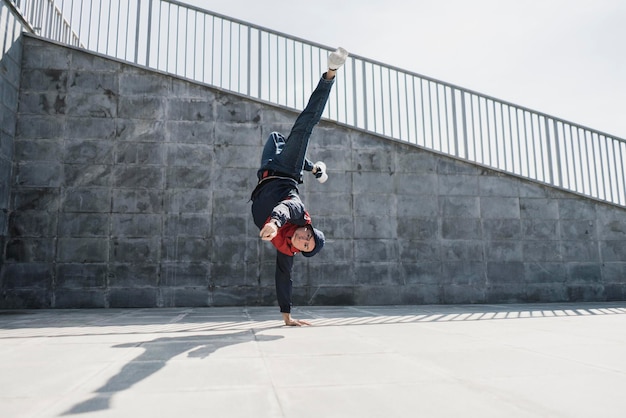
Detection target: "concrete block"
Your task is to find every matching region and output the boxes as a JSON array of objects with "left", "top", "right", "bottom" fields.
[
  {"left": 67, "top": 90, "right": 117, "bottom": 118},
  {"left": 525, "top": 284, "right": 568, "bottom": 302},
  {"left": 352, "top": 149, "right": 393, "bottom": 172},
  {"left": 604, "top": 283, "right": 626, "bottom": 301},
  {"left": 567, "top": 263, "right": 602, "bottom": 283},
  {"left": 15, "top": 139, "right": 62, "bottom": 161},
  {"left": 441, "top": 218, "right": 482, "bottom": 240},
  {"left": 63, "top": 188, "right": 109, "bottom": 213},
  {"left": 560, "top": 220, "right": 596, "bottom": 240},
  {"left": 479, "top": 174, "right": 520, "bottom": 197},
  {"left": 487, "top": 261, "right": 524, "bottom": 284},
  {"left": 111, "top": 238, "right": 159, "bottom": 263},
  {"left": 58, "top": 238, "right": 108, "bottom": 263},
  {"left": 442, "top": 284, "right": 486, "bottom": 304},
  {"left": 117, "top": 119, "right": 166, "bottom": 142},
  {"left": 520, "top": 198, "right": 559, "bottom": 219},
  {"left": 58, "top": 213, "right": 108, "bottom": 237},
  {"left": 353, "top": 193, "right": 394, "bottom": 216},
  {"left": 214, "top": 144, "right": 258, "bottom": 169},
  {"left": 112, "top": 189, "right": 162, "bottom": 214},
  {"left": 116, "top": 142, "right": 165, "bottom": 165},
  {"left": 561, "top": 241, "right": 599, "bottom": 262},
  {"left": 307, "top": 286, "right": 356, "bottom": 306},
  {"left": 601, "top": 262, "right": 626, "bottom": 283},
  {"left": 483, "top": 219, "right": 522, "bottom": 240},
  {"left": 441, "top": 240, "right": 483, "bottom": 261},
  {"left": 11, "top": 188, "right": 60, "bottom": 211},
  {"left": 558, "top": 198, "right": 596, "bottom": 219},
  {"left": 162, "top": 263, "right": 210, "bottom": 287},
  {"left": 438, "top": 174, "right": 478, "bottom": 196},
  {"left": 524, "top": 262, "right": 567, "bottom": 284},
  {"left": 161, "top": 237, "right": 211, "bottom": 262},
  {"left": 211, "top": 262, "right": 249, "bottom": 286},
  {"left": 165, "top": 214, "right": 211, "bottom": 237},
  {"left": 354, "top": 216, "right": 394, "bottom": 239},
  {"left": 117, "top": 96, "right": 162, "bottom": 119},
  {"left": 395, "top": 173, "right": 439, "bottom": 196},
  {"left": 56, "top": 263, "right": 107, "bottom": 288},
  {"left": 523, "top": 240, "right": 561, "bottom": 262},
  {"left": 167, "top": 98, "right": 213, "bottom": 121},
  {"left": 166, "top": 166, "right": 211, "bottom": 189},
  {"left": 119, "top": 71, "right": 170, "bottom": 96},
  {"left": 112, "top": 214, "right": 162, "bottom": 237},
  {"left": 481, "top": 197, "right": 520, "bottom": 219},
  {"left": 401, "top": 261, "right": 442, "bottom": 285},
  {"left": 63, "top": 139, "right": 114, "bottom": 164},
  {"left": 212, "top": 285, "right": 261, "bottom": 307},
  {"left": 16, "top": 115, "right": 64, "bottom": 139},
  {"left": 0, "top": 289, "right": 51, "bottom": 308},
  {"left": 14, "top": 161, "right": 62, "bottom": 187},
  {"left": 398, "top": 240, "right": 440, "bottom": 262},
  {"left": 597, "top": 217, "right": 626, "bottom": 240},
  {"left": 214, "top": 95, "right": 261, "bottom": 123},
  {"left": 66, "top": 116, "right": 116, "bottom": 140},
  {"left": 114, "top": 165, "right": 164, "bottom": 188},
  {"left": 307, "top": 262, "right": 354, "bottom": 286},
  {"left": 9, "top": 210, "right": 58, "bottom": 237},
  {"left": 522, "top": 219, "right": 558, "bottom": 240},
  {"left": 440, "top": 196, "right": 480, "bottom": 218},
  {"left": 566, "top": 284, "right": 605, "bottom": 302},
  {"left": 306, "top": 191, "right": 352, "bottom": 217},
  {"left": 5, "top": 237, "right": 55, "bottom": 262},
  {"left": 354, "top": 240, "right": 398, "bottom": 263},
  {"left": 169, "top": 120, "right": 216, "bottom": 145},
  {"left": 164, "top": 189, "right": 211, "bottom": 214},
  {"left": 601, "top": 241, "right": 626, "bottom": 262},
  {"left": 110, "top": 264, "right": 158, "bottom": 287},
  {"left": 397, "top": 217, "right": 439, "bottom": 240},
  {"left": 54, "top": 289, "right": 105, "bottom": 308},
  {"left": 68, "top": 70, "right": 117, "bottom": 94},
  {"left": 1, "top": 262, "right": 52, "bottom": 289},
  {"left": 160, "top": 287, "right": 210, "bottom": 307},
  {"left": 109, "top": 288, "right": 157, "bottom": 308},
  {"left": 65, "top": 164, "right": 112, "bottom": 187},
  {"left": 485, "top": 241, "right": 523, "bottom": 262}
]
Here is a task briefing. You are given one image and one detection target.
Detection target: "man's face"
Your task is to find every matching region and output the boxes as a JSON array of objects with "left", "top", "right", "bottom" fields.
[{"left": 292, "top": 225, "right": 315, "bottom": 253}]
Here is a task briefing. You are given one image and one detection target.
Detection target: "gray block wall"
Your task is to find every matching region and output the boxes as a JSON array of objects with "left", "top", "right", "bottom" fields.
[
  {"left": 0, "top": 1, "right": 26, "bottom": 282},
  {"left": 1, "top": 34, "right": 625, "bottom": 309}
]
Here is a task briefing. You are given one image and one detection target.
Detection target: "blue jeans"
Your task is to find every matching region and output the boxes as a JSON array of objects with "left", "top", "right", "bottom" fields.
[{"left": 258, "top": 75, "right": 335, "bottom": 181}]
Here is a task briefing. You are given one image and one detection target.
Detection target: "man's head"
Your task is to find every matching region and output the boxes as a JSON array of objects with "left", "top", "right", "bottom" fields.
[{"left": 292, "top": 225, "right": 325, "bottom": 257}]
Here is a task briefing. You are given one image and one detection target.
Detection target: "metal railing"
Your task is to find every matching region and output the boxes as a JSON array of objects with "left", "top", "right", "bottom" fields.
[{"left": 9, "top": 0, "right": 626, "bottom": 207}]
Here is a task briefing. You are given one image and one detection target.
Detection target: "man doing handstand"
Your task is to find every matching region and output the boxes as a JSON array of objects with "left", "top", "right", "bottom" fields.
[{"left": 250, "top": 47, "right": 348, "bottom": 326}]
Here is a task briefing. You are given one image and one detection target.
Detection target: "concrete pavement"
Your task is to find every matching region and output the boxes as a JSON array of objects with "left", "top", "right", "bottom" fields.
[{"left": 1, "top": 302, "right": 626, "bottom": 418}]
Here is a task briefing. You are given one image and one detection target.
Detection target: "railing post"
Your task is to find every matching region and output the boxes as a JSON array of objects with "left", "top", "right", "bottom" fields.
[
  {"left": 146, "top": 0, "right": 153, "bottom": 67},
  {"left": 362, "top": 62, "right": 368, "bottom": 131},
  {"left": 544, "top": 117, "right": 554, "bottom": 184},
  {"left": 134, "top": 0, "right": 142, "bottom": 64},
  {"left": 451, "top": 88, "right": 459, "bottom": 157}
]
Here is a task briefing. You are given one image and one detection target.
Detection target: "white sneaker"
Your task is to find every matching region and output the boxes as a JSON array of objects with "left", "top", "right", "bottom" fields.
[
  {"left": 313, "top": 161, "right": 328, "bottom": 183},
  {"left": 328, "top": 47, "right": 349, "bottom": 70}
]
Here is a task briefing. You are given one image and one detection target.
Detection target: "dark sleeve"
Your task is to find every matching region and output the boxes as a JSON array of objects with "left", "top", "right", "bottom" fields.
[
  {"left": 270, "top": 194, "right": 306, "bottom": 227},
  {"left": 275, "top": 251, "right": 294, "bottom": 313}
]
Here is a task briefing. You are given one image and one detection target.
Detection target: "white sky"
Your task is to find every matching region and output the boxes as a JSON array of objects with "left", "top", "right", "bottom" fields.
[{"left": 187, "top": 0, "right": 625, "bottom": 139}]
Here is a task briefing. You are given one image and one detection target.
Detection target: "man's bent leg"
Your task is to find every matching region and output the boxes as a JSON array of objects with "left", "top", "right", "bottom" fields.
[{"left": 268, "top": 75, "right": 335, "bottom": 178}]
